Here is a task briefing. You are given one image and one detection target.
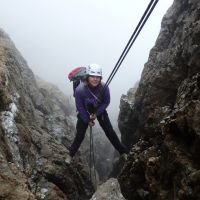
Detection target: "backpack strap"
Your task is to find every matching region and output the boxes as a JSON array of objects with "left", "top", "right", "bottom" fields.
[
  {"left": 79, "top": 81, "right": 86, "bottom": 99},
  {"left": 78, "top": 82, "right": 90, "bottom": 113},
  {"left": 97, "top": 82, "right": 105, "bottom": 103},
  {"left": 73, "top": 80, "right": 80, "bottom": 97},
  {"left": 78, "top": 82, "right": 105, "bottom": 114},
  {"left": 87, "top": 87, "right": 101, "bottom": 103}
]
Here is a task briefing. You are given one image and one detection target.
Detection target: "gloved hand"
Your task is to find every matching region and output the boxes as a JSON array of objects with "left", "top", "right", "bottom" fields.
[
  {"left": 88, "top": 121, "right": 95, "bottom": 127},
  {"left": 90, "top": 113, "right": 96, "bottom": 121}
]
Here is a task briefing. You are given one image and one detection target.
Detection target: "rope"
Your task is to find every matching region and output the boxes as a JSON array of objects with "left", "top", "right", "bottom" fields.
[
  {"left": 89, "top": 126, "right": 92, "bottom": 181},
  {"left": 88, "top": 0, "right": 159, "bottom": 189},
  {"left": 89, "top": 126, "right": 97, "bottom": 190},
  {"left": 102, "top": 0, "right": 159, "bottom": 93}
]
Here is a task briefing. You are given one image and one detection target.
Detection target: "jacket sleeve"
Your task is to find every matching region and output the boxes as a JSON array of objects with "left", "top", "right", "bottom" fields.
[
  {"left": 74, "top": 87, "right": 90, "bottom": 123},
  {"left": 96, "top": 86, "right": 110, "bottom": 116}
]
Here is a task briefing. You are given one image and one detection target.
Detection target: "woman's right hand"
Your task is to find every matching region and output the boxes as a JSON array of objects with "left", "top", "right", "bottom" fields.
[
  {"left": 90, "top": 113, "right": 96, "bottom": 121},
  {"left": 88, "top": 121, "right": 95, "bottom": 127}
]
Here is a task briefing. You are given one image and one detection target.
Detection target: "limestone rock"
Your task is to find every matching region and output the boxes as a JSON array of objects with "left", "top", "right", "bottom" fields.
[
  {"left": 90, "top": 178, "right": 125, "bottom": 200},
  {"left": 0, "top": 28, "right": 93, "bottom": 200},
  {"left": 118, "top": 0, "right": 200, "bottom": 199}
]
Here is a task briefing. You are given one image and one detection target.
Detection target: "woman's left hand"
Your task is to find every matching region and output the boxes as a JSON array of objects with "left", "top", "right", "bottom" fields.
[
  {"left": 88, "top": 121, "right": 95, "bottom": 127},
  {"left": 90, "top": 113, "right": 96, "bottom": 121}
]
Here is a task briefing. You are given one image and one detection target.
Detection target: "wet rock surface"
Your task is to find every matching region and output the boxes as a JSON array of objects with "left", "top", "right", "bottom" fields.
[
  {"left": 0, "top": 28, "right": 93, "bottom": 200},
  {"left": 118, "top": 0, "right": 200, "bottom": 199},
  {"left": 90, "top": 178, "right": 125, "bottom": 200}
]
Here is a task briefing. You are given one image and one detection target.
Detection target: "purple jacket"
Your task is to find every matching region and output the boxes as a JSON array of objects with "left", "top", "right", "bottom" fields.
[{"left": 74, "top": 81, "right": 110, "bottom": 123}]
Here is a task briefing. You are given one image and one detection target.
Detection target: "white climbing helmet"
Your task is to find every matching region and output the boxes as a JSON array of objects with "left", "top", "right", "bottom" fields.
[{"left": 87, "top": 64, "right": 102, "bottom": 77}]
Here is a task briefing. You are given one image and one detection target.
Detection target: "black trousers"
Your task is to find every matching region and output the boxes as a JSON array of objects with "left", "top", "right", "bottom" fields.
[{"left": 69, "top": 111, "right": 128, "bottom": 157}]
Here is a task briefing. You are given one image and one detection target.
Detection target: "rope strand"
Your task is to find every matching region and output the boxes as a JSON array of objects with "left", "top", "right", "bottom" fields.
[
  {"left": 89, "top": 126, "right": 97, "bottom": 190},
  {"left": 102, "top": 0, "right": 159, "bottom": 94},
  {"left": 88, "top": 0, "right": 159, "bottom": 190}
]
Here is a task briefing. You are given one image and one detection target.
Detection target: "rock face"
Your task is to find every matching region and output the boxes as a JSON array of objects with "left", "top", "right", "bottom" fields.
[
  {"left": 118, "top": 84, "right": 139, "bottom": 149},
  {"left": 90, "top": 178, "right": 125, "bottom": 200},
  {"left": 0, "top": 28, "right": 93, "bottom": 200},
  {"left": 118, "top": 0, "right": 200, "bottom": 199}
]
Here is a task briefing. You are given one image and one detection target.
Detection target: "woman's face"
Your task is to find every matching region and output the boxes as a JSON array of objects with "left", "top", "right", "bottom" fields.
[{"left": 88, "top": 76, "right": 101, "bottom": 87}]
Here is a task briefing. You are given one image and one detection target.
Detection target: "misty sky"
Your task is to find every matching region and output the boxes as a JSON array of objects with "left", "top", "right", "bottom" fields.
[{"left": 0, "top": 0, "right": 173, "bottom": 122}]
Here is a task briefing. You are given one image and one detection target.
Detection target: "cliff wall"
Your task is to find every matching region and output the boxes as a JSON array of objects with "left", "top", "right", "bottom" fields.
[
  {"left": 0, "top": 28, "right": 93, "bottom": 200},
  {"left": 118, "top": 0, "right": 200, "bottom": 199}
]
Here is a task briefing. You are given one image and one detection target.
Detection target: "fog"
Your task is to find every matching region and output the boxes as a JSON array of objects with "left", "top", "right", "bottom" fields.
[{"left": 0, "top": 0, "right": 173, "bottom": 122}]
